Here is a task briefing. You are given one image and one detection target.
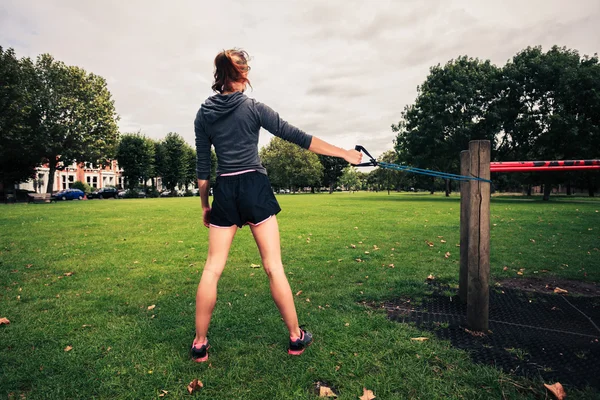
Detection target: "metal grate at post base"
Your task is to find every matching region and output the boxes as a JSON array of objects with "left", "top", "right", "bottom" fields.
[{"left": 382, "top": 283, "right": 600, "bottom": 390}]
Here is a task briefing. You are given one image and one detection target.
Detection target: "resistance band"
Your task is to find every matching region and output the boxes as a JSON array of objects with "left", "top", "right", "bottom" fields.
[{"left": 352, "top": 145, "right": 492, "bottom": 183}]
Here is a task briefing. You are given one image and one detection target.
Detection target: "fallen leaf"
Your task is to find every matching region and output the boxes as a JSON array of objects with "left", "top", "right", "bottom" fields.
[
  {"left": 159, "top": 389, "right": 168, "bottom": 397},
  {"left": 427, "top": 274, "right": 435, "bottom": 281},
  {"left": 426, "top": 241, "right": 434, "bottom": 247},
  {"left": 544, "top": 382, "right": 566, "bottom": 400},
  {"left": 440, "top": 240, "right": 446, "bottom": 243},
  {"left": 351, "top": 244, "right": 356, "bottom": 248},
  {"left": 517, "top": 271, "right": 523, "bottom": 275},
  {"left": 411, "top": 337, "right": 429, "bottom": 342},
  {"left": 0, "top": 317, "right": 10, "bottom": 326},
  {"left": 354, "top": 227, "right": 358, "bottom": 230},
  {"left": 250, "top": 263, "right": 261, "bottom": 268},
  {"left": 64, "top": 272, "right": 73, "bottom": 276},
  {"left": 306, "top": 298, "right": 311, "bottom": 302},
  {"left": 187, "top": 379, "right": 203, "bottom": 394},
  {"left": 345, "top": 322, "right": 350, "bottom": 327},
  {"left": 147, "top": 305, "right": 156, "bottom": 310},
  {"left": 64, "top": 345, "right": 73, "bottom": 352},
  {"left": 355, "top": 258, "right": 362, "bottom": 262},
  {"left": 444, "top": 252, "right": 450, "bottom": 258},
  {"left": 554, "top": 287, "right": 568, "bottom": 294},
  {"left": 364, "top": 251, "right": 370, "bottom": 254},
  {"left": 359, "top": 387, "right": 376, "bottom": 400},
  {"left": 503, "top": 266, "right": 508, "bottom": 271},
  {"left": 319, "top": 385, "right": 338, "bottom": 397},
  {"left": 530, "top": 239, "right": 536, "bottom": 243},
  {"left": 296, "top": 290, "right": 303, "bottom": 296},
  {"left": 388, "top": 264, "right": 395, "bottom": 268}
]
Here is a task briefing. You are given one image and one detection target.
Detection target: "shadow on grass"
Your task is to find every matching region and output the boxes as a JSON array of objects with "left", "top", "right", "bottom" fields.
[{"left": 371, "top": 282, "right": 600, "bottom": 392}]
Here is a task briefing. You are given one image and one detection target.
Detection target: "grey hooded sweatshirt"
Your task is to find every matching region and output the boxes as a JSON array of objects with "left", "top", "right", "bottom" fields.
[{"left": 195, "top": 92, "right": 313, "bottom": 180}]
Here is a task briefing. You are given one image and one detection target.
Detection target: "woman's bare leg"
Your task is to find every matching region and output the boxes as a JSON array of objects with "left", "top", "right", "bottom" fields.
[
  {"left": 195, "top": 225, "right": 238, "bottom": 343},
  {"left": 249, "top": 216, "right": 301, "bottom": 339}
]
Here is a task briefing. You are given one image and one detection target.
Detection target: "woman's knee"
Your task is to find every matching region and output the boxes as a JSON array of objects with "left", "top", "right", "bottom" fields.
[{"left": 262, "top": 262, "right": 284, "bottom": 278}]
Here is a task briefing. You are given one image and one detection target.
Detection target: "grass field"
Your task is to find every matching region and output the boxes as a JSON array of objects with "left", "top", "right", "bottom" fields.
[{"left": 1, "top": 192, "right": 599, "bottom": 399}]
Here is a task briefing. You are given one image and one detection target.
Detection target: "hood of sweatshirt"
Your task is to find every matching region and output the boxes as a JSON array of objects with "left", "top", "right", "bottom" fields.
[{"left": 201, "top": 92, "right": 248, "bottom": 124}]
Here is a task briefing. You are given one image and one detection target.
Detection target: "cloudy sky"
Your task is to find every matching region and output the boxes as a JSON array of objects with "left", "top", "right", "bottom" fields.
[{"left": 1, "top": 0, "right": 599, "bottom": 160}]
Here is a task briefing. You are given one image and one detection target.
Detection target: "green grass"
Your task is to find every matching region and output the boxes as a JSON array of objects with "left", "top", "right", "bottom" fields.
[{"left": 1, "top": 192, "right": 599, "bottom": 399}]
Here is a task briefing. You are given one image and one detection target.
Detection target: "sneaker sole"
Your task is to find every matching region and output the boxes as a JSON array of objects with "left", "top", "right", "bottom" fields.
[
  {"left": 288, "top": 341, "right": 312, "bottom": 356},
  {"left": 193, "top": 354, "right": 209, "bottom": 362}
]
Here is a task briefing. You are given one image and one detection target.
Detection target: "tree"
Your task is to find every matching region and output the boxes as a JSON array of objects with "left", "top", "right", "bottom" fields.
[
  {"left": 499, "top": 46, "right": 600, "bottom": 199},
  {"left": 393, "top": 56, "right": 501, "bottom": 196},
  {"left": 160, "top": 132, "right": 187, "bottom": 193},
  {"left": 369, "top": 150, "right": 405, "bottom": 194},
  {"left": 338, "top": 165, "right": 360, "bottom": 192},
  {"left": 115, "top": 132, "right": 155, "bottom": 190},
  {"left": 318, "top": 155, "right": 348, "bottom": 193},
  {"left": 0, "top": 47, "right": 41, "bottom": 191},
  {"left": 180, "top": 144, "right": 197, "bottom": 190},
  {"left": 34, "top": 54, "right": 119, "bottom": 193},
  {"left": 260, "top": 137, "right": 323, "bottom": 191}
]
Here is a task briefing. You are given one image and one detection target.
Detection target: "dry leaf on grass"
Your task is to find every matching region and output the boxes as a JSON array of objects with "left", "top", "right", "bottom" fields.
[
  {"left": 425, "top": 241, "right": 434, "bottom": 247},
  {"left": 359, "top": 387, "right": 376, "bottom": 400},
  {"left": 427, "top": 274, "right": 435, "bottom": 281},
  {"left": 350, "top": 244, "right": 356, "bottom": 248},
  {"left": 187, "top": 379, "right": 203, "bottom": 394},
  {"left": 444, "top": 252, "right": 450, "bottom": 258},
  {"left": 159, "top": 389, "right": 168, "bottom": 397},
  {"left": 0, "top": 317, "right": 11, "bottom": 325},
  {"left": 554, "top": 287, "right": 568, "bottom": 294},
  {"left": 411, "top": 337, "right": 429, "bottom": 342},
  {"left": 64, "top": 346, "right": 73, "bottom": 352},
  {"left": 250, "top": 263, "right": 261, "bottom": 268},
  {"left": 295, "top": 290, "right": 303, "bottom": 296},
  {"left": 147, "top": 305, "right": 156, "bottom": 310},
  {"left": 319, "top": 385, "right": 337, "bottom": 397},
  {"left": 64, "top": 272, "right": 73, "bottom": 276},
  {"left": 544, "top": 382, "right": 566, "bottom": 400},
  {"left": 440, "top": 240, "right": 446, "bottom": 243}
]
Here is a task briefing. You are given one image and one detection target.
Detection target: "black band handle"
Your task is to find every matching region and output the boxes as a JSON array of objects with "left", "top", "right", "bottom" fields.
[{"left": 352, "top": 145, "right": 378, "bottom": 167}]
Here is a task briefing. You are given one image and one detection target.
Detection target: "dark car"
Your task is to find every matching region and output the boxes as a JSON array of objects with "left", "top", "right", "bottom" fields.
[
  {"left": 88, "top": 187, "right": 119, "bottom": 199},
  {"left": 51, "top": 188, "right": 86, "bottom": 201}
]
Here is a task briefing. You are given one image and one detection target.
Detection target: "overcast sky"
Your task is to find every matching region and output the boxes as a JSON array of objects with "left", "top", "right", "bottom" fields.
[{"left": 1, "top": 0, "right": 599, "bottom": 160}]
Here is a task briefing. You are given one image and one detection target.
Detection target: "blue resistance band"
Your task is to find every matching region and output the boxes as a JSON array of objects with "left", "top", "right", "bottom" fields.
[{"left": 352, "top": 145, "right": 492, "bottom": 184}]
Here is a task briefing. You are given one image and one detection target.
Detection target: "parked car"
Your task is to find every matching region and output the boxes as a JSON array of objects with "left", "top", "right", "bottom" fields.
[
  {"left": 159, "top": 190, "right": 171, "bottom": 197},
  {"left": 52, "top": 188, "right": 85, "bottom": 201},
  {"left": 117, "top": 189, "right": 146, "bottom": 198},
  {"left": 88, "top": 187, "right": 119, "bottom": 199}
]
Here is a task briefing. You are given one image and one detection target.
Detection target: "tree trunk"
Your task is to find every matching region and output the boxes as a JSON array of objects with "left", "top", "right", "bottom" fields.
[
  {"left": 445, "top": 179, "right": 450, "bottom": 197},
  {"left": 566, "top": 181, "right": 572, "bottom": 196},
  {"left": 526, "top": 184, "right": 532, "bottom": 196},
  {"left": 588, "top": 175, "right": 595, "bottom": 197},
  {"left": 46, "top": 159, "right": 58, "bottom": 194},
  {"left": 542, "top": 181, "right": 552, "bottom": 201},
  {"left": 329, "top": 183, "right": 334, "bottom": 194}
]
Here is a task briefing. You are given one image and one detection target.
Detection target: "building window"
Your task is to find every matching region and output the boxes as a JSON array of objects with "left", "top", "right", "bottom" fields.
[
  {"left": 62, "top": 175, "right": 67, "bottom": 190},
  {"left": 92, "top": 176, "right": 98, "bottom": 188},
  {"left": 86, "top": 176, "right": 91, "bottom": 184},
  {"left": 68, "top": 175, "right": 74, "bottom": 188}
]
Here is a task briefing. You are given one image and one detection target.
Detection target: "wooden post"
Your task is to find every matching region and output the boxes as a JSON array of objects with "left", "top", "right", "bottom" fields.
[
  {"left": 459, "top": 150, "right": 470, "bottom": 303},
  {"left": 467, "top": 140, "right": 491, "bottom": 331}
]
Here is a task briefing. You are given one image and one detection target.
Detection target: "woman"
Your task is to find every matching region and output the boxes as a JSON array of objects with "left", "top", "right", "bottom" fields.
[{"left": 192, "top": 48, "right": 362, "bottom": 362}]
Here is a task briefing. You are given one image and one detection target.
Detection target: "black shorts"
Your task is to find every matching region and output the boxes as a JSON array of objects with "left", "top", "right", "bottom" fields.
[{"left": 210, "top": 171, "right": 281, "bottom": 228}]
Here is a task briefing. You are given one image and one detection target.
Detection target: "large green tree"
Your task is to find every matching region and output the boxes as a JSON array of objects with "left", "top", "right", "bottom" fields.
[
  {"left": 159, "top": 132, "right": 187, "bottom": 193},
  {"left": 34, "top": 54, "right": 120, "bottom": 193},
  {"left": 260, "top": 137, "right": 323, "bottom": 192},
  {"left": 498, "top": 46, "right": 600, "bottom": 198},
  {"left": 0, "top": 47, "right": 41, "bottom": 191},
  {"left": 393, "top": 56, "right": 501, "bottom": 196},
  {"left": 318, "top": 155, "right": 348, "bottom": 193},
  {"left": 115, "top": 132, "right": 155, "bottom": 190}
]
